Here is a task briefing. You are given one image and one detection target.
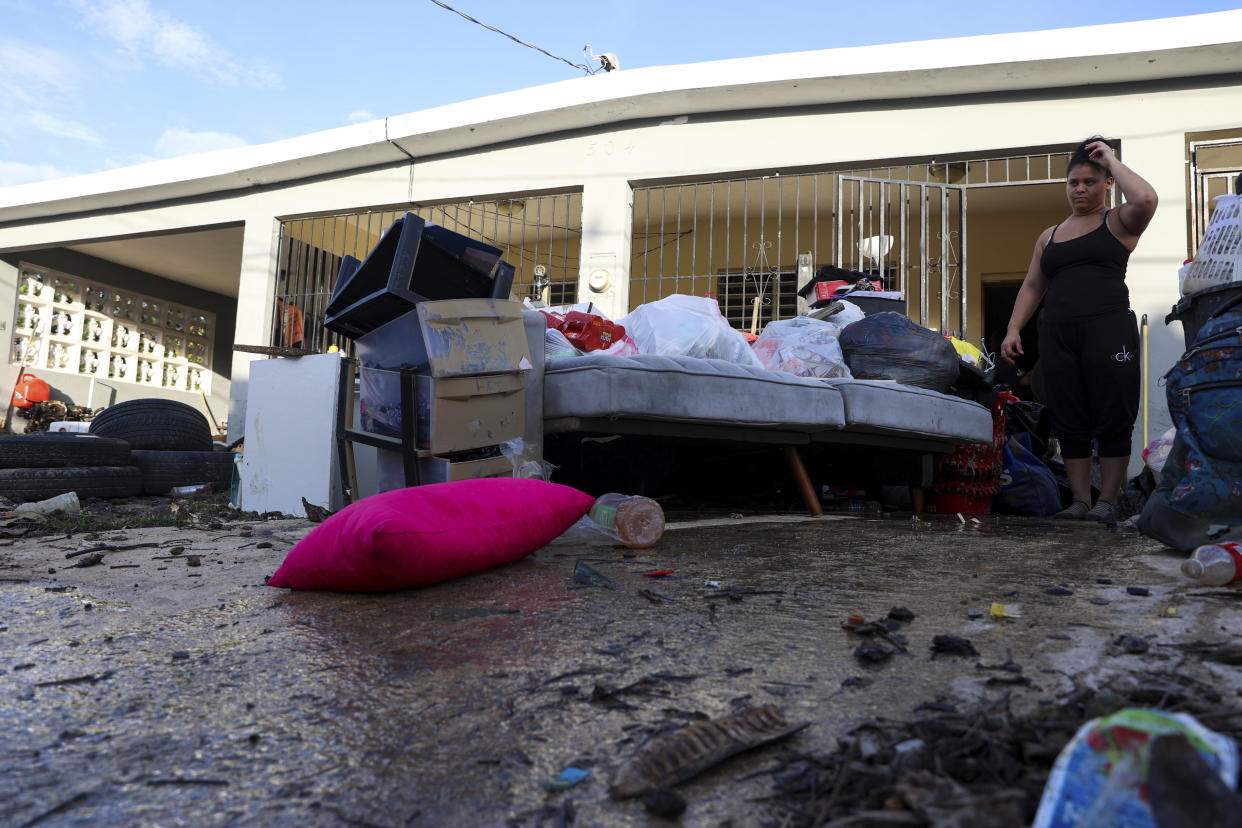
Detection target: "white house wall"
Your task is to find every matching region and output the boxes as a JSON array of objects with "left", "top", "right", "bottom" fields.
[{"left": 1, "top": 59, "right": 1239, "bottom": 457}]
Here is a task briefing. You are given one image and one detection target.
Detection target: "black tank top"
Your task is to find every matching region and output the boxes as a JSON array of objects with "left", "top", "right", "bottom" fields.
[{"left": 1040, "top": 210, "right": 1131, "bottom": 322}]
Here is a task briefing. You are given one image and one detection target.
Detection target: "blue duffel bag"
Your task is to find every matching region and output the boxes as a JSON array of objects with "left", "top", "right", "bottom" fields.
[
  {"left": 1138, "top": 292, "right": 1242, "bottom": 551},
  {"left": 996, "top": 433, "right": 1062, "bottom": 516}
]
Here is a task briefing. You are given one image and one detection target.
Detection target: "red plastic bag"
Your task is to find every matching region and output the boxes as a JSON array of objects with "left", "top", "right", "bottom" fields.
[{"left": 561, "top": 311, "right": 626, "bottom": 352}]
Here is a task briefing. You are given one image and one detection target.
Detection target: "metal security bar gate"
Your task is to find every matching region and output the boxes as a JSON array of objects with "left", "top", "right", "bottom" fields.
[
  {"left": 632, "top": 150, "right": 1076, "bottom": 341},
  {"left": 838, "top": 177, "right": 966, "bottom": 335},
  {"left": 273, "top": 193, "right": 582, "bottom": 351}
]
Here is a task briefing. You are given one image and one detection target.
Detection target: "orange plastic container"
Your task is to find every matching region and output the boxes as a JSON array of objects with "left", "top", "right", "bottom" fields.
[{"left": 11, "top": 373, "right": 50, "bottom": 409}]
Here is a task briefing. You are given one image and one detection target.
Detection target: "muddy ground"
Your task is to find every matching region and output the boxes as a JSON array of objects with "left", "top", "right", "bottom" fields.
[{"left": 1, "top": 500, "right": 1240, "bottom": 827}]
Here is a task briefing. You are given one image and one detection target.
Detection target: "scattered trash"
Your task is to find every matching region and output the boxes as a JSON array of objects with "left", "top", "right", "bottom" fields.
[
  {"left": 1032, "top": 708, "right": 1239, "bottom": 828},
  {"left": 642, "top": 788, "right": 687, "bottom": 819},
  {"left": 572, "top": 561, "right": 617, "bottom": 590},
  {"left": 68, "top": 552, "right": 104, "bottom": 568},
  {"left": 841, "top": 613, "right": 866, "bottom": 631},
  {"left": 13, "top": 491, "right": 80, "bottom": 515},
  {"left": 431, "top": 607, "right": 520, "bottom": 622},
  {"left": 1126, "top": 586, "right": 1151, "bottom": 597},
  {"left": 1115, "top": 635, "right": 1150, "bottom": 655},
  {"left": 854, "top": 642, "right": 896, "bottom": 663},
  {"left": 641, "top": 569, "right": 674, "bottom": 578},
  {"left": 609, "top": 704, "right": 806, "bottom": 798},
  {"left": 587, "top": 494, "right": 665, "bottom": 549},
  {"left": 542, "top": 766, "right": 590, "bottom": 792},
  {"left": 887, "top": 606, "right": 916, "bottom": 622},
  {"left": 967, "top": 609, "right": 985, "bottom": 619},
  {"left": 1181, "top": 541, "right": 1242, "bottom": 586},
  {"left": 1177, "top": 641, "right": 1242, "bottom": 666},
  {"left": 990, "top": 602, "right": 1022, "bottom": 619},
  {"left": 931, "top": 635, "right": 979, "bottom": 657},
  {"left": 170, "top": 484, "right": 211, "bottom": 497},
  {"left": 705, "top": 585, "right": 785, "bottom": 601},
  {"left": 301, "top": 497, "right": 335, "bottom": 524}
]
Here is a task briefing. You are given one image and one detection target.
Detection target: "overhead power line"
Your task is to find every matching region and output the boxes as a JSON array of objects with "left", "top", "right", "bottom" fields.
[{"left": 426, "top": 0, "right": 595, "bottom": 75}]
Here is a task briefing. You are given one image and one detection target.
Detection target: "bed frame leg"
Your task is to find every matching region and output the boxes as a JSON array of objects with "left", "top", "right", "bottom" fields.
[{"left": 783, "top": 446, "right": 822, "bottom": 517}]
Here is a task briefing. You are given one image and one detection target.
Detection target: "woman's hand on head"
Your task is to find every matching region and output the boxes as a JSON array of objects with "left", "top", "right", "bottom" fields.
[
  {"left": 1000, "top": 329, "right": 1024, "bottom": 365},
  {"left": 1086, "top": 141, "right": 1117, "bottom": 171}
]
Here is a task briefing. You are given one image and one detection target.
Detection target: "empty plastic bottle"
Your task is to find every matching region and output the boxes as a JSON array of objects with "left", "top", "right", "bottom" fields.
[
  {"left": 1181, "top": 542, "right": 1242, "bottom": 586},
  {"left": 588, "top": 493, "right": 665, "bottom": 549}
]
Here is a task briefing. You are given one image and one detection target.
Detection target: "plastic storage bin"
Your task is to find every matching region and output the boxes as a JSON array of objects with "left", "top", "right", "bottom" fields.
[
  {"left": 324, "top": 212, "right": 516, "bottom": 339},
  {"left": 1166, "top": 279, "right": 1242, "bottom": 350},
  {"left": 1181, "top": 194, "right": 1241, "bottom": 297}
]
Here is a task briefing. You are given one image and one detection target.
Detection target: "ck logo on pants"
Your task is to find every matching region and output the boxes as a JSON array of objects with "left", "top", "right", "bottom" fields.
[{"left": 1113, "top": 345, "right": 1134, "bottom": 363}]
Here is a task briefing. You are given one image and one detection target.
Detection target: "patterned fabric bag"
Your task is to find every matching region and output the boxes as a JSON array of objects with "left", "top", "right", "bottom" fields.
[{"left": 1138, "top": 293, "right": 1242, "bottom": 551}]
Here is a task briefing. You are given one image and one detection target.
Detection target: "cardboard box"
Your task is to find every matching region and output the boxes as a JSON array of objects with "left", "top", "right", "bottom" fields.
[
  {"left": 375, "top": 448, "right": 513, "bottom": 491},
  {"left": 414, "top": 372, "right": 525, "bottom": 454},
  {"left": 354, "top": 298, "right": 531, "bottom": 378},
  {"left": 358, "top": 369, "right": 526, "bottom": 455}
]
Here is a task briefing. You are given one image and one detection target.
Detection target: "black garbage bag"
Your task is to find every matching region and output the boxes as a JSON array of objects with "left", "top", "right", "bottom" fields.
[{"left": 838, "top": 312, "right": 960, "bottom": 392}]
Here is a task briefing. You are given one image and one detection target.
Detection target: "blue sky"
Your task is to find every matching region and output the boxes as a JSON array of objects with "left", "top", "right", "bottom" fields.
[{"left": 0, "top": 0, "right": 1234, "bottom": 187}]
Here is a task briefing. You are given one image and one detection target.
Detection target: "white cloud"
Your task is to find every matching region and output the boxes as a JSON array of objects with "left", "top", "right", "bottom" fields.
[
  {"left": 0, "top": 161, "right": 77, "bottom": 188},
  {"left": 72, "top": 0, "right": 280, "bottom": 88},
  {"left": 29, "top": 112, "right": 104, "bottom": 144},
  {"left": 347, "top": 110, "right": 377, "bottom": 124},
  {"left": 155, "top": 127, "right": 247, "bottom": 158},
  {"left": 0, "top": 40, "right": 77, "bottom": 121}
]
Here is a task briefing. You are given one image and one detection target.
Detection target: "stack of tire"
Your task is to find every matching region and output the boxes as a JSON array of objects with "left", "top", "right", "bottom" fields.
[
  {"left": 0, "top": 400, "right": 233, "bottom": 502},
  {"left": 88, "top": 399, "right": 234, "bottom": 496},
  {"left": 0, "top": 433, "right": 142, "bottom": 502}
]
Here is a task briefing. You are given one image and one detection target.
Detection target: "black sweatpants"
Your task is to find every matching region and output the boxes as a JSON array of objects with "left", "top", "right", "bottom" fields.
[{"left": 1038, "top": 310, "right": 1140, "bottom": 459}]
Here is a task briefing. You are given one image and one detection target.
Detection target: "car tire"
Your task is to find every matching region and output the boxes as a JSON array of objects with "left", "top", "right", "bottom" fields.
[
  {"left": 130, "top": 450, "right": 236, "bottom": 495},
  {"left": 0, "top": 466, "right": 142, "bottom": 502},
  {"left": 88, "top": 399, "right": 213, "bottom": 451},
  {"left": 0, "top": 434, "right": 132, "bottom": 469}
]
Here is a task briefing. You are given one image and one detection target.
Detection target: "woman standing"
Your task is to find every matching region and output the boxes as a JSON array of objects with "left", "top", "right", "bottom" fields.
[{"left": 1001, "top": 137, "right": 1158, "bottom": 522}]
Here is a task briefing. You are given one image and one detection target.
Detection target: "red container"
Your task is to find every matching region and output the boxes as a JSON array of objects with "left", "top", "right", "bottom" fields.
[
  {"left": 560, "top": 311, "right": 625, "bottom": 352},
  {"left": 539, "top": 310, "right": 565, "bottom": 329},
  {"left": 11, "top": 373, "right": 50, "bottom": 409},
  {"left": 813, "top": 279, "right": 882, "bottom": 302},
  {"left": 933, "top": 492, "right": 994, "bottom": 515}
]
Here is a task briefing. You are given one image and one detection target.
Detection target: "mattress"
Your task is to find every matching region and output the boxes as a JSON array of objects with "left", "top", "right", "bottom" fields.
[{"left": 543, "top": 353, "right": 845, "bottom": 430}]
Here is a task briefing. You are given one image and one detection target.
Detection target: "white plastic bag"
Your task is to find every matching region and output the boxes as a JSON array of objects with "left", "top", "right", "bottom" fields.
[
  {"left": 823, "top": 299, "right": 866, "bottom": 331},
  {"left": 1142, "top": 427, "right": 1177, "bottom": 477},
  {"left": 544, "top": 327, "right": 582, "bottom": 361},
  {"left": 619, "top": 295, "right": 763, "bottom": 367},
  {"left": 751, "top": 316, "right": 852, "bottom": 379}
]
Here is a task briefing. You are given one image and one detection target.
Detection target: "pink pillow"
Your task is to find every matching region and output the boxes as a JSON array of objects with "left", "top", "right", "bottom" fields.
[{"left": 268, "top": 478, "right": 594, "bottom": 592}]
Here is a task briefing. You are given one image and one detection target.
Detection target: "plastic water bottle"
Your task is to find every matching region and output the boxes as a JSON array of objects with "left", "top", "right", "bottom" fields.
[
  {"left": 588, "top": 493, "right": 665, "bottom": 549},
  {"left": 14, "top": 491, "right": 80, "bottom": 515},
  {"left": 1181, "top": 542, "right": 1242, "bottom": 586}
]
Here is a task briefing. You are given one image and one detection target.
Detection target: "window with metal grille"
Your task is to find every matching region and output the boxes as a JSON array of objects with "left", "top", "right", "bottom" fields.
[{"left": 274, "top": 193, "right": 582, "bottom": 351}]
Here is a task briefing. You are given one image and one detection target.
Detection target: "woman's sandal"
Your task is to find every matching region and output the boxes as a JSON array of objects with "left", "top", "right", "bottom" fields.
[{"left": 1054, "top": 500, "right": 1090, "bottom": 520}]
